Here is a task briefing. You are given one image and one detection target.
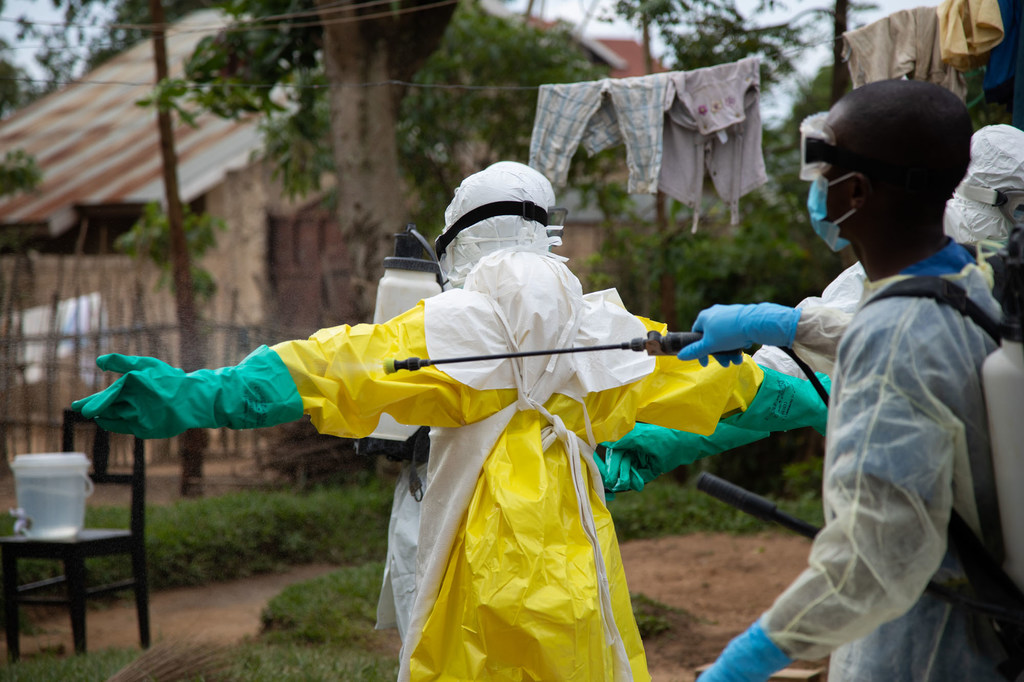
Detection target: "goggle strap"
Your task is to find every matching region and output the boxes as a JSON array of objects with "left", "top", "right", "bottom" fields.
[
  {"left": 956, "top": 182, "right": 1005, "bottom": 207},
  {"left": 804, "top": 139, "right": 964, "bottom": 193},
  {"left": 435, "top": 201, "right": 549, "bottom": 258}
]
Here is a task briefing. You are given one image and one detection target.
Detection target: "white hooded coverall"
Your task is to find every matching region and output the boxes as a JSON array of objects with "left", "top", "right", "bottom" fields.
[{"left": 272, "top": 248, "right": 762, "bottom": 681}]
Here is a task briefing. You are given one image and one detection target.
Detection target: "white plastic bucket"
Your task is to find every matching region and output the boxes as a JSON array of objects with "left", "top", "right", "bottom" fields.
[{"left": 10, "top": 453, "right": 94, "bottom": 539}]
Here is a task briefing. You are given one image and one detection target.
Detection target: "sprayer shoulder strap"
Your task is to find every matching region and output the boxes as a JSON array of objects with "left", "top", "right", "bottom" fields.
[
  {"left": 863, "top": 276, "right": 1024, "bottom": 675},
  {"left": 863, "top": 276, "right": 1001, "bottom": 343}
]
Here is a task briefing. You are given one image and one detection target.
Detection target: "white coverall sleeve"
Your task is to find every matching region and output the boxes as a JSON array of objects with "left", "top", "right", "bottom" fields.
[
  {"left": 790, "top": 306, "right": 854, "bottom": 375},
  {"left": 761, "top": 297, "right": 967, "bottom": 661}
]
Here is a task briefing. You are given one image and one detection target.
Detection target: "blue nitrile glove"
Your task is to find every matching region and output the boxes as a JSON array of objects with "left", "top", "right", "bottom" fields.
[
  {"left": 71, "top": 345, "right": 304, "bottom": 439},
  {"left": 597, "top": 367, "right": 830, "bottom": 495},
  {"left": 698, "top": 618, "right": 793, "bottom": 682},
  {"left": 678, "top": 303, "right": 802, "bottom": 368}
]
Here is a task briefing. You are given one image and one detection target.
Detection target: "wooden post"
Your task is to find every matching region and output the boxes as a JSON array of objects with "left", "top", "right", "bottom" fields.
[
  {"left": 147, "top": 0, "right": 206, "bottom": 496},
  {"left": 830, "top": 0, "right": 850, "bottom": 105}
]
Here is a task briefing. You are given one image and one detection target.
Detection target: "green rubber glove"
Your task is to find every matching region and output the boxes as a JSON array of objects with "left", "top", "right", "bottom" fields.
[
  {"left": 71, "top": 345, "right": 304, "bottom": 439},
  {"left": 597, "top": 366, "right": 831, "bottom": 495},
  {"left": 719, "top": 366, "right": 831, "bottom": 436},
  {"left": 598, "top": 422, "right": 770, "bottom": 495}
]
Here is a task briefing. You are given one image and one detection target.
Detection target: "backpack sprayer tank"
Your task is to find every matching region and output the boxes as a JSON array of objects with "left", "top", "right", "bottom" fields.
[
  {"left": 362, "top": 225, "right": 443, "bottom": 447},
  {"left": 983, "top": 227, "right": 1024, "bottom": 592}
]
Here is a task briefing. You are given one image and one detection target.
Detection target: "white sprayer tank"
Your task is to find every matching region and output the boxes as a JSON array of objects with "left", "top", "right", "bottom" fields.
[
  {"left": 10, "top": 452, "right": 94, "bottom": 539},
  {"left": 983, "top": 338, "right": 1024, "bottom": 592},
  {"left": 370, "top": 228, "right": 443, "bottom": 441}
]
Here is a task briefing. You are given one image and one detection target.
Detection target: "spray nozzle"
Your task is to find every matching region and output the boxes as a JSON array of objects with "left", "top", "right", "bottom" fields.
[{"left": 383, "top": 357, "right": 430, "bottom": 374}]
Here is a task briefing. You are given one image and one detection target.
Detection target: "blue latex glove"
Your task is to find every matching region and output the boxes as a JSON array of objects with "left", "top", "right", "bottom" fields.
[
  {"left": 698, "top": 619, "right": 793, "bottom": 682},
  {"left": 72, "top": 345, "right": 304, "bottom": 439},
  {"left": 678, "top": 303, "right": 802, "bottom": 368}
]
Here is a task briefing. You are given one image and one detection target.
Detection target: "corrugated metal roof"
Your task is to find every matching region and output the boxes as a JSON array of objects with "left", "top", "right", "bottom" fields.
[{"left": 0, "top": 9, "right": 263, "bottom": 236}]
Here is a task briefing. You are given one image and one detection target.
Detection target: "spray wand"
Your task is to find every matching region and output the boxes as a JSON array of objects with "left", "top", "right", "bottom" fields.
[{"left": 382, "top": 330, "right": 706, "bottom": 374}]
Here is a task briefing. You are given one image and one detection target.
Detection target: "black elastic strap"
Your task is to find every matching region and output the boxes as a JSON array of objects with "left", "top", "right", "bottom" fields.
[
  {"left": 779, "top": 347, "right": 830, "bottom": 407},
  {"left": 865, "top": 277, "right": 1001, "bottom": 342},
  {"left": 804, "top": 138, "right": 964, "bottom": 193},
  {"left": 434, "top": 201, "right": 549, "bottom": 258}
]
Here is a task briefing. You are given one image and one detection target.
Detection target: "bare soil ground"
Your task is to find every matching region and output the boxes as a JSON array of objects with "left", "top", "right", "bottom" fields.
[{"left": 1, "top": 462, "right": 826, "bottom": 681}]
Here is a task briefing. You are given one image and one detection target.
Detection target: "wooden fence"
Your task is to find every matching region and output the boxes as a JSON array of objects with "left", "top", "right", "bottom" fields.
[{"left": 0, "top": 252, "right": 301, "bottom": 471}]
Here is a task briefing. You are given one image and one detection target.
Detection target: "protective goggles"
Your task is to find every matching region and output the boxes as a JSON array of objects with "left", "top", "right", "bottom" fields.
[
  {"left": 434, "top": 201, "right": 567, "bottom": 258},
  {"left": 956, "top": 182, "right": 1024, "bottom": 226},
  {"left": 799, "top": 112, "right": 965, "bottom": 192}
]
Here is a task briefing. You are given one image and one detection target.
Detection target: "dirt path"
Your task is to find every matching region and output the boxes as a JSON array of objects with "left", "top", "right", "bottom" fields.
[{"left": 4, "top": 563, "right": 345, "bottom": 659}]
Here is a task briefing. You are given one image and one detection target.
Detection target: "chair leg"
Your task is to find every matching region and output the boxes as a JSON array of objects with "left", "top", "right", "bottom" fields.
[
  {"left": 2, "top": 550, "right": 19, "bottom": 662},
  {"left": 65, "top": 556, "right": 87, "bottom": 655},
  {"left": 131, "top": 547, "right": 150, "bottom": 648}
]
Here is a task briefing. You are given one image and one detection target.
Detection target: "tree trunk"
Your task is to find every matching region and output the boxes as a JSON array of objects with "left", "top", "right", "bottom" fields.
[
  {"left": 149, "top": 0, "right": 206, "bottom": 497},
  {"left": 317, "top": 0, "right": 456, "bottom": 322}
]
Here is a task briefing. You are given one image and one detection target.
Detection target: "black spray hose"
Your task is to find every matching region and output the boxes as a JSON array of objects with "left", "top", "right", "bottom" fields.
[
  {"left": 383, "top": 331, "right": 706, "bottom": 373},
  {"left": 695, "top": 472, "right": 1024, "bottom": 628}
]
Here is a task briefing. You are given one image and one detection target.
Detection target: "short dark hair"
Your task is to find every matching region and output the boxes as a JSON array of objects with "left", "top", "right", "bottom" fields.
[{"left": 829, "top": 80, "right": 972, "bottom": 201}]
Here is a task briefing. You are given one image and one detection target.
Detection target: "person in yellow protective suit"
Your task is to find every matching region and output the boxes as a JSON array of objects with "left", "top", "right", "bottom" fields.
[{"left": 74, "top": 161, "right": 766, "bottom": 681}]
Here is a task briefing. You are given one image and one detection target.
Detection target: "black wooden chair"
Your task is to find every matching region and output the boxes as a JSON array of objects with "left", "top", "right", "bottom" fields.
[{"left": 1, "top": 409, "right": 149, "bottom": 661}]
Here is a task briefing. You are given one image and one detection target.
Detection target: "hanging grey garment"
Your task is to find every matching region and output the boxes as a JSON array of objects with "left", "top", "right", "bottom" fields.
[
  {"left": 659, "top": 57, "right": 767, "bottom": 231},
  {"left": 842, "top": 6, "right": 967, "bottom": 101},
  {"left": 762, "top": 264, "right": 1006, "bottom": 681},
  {"left": 529, "top": 73, "right": 672, "bottom": 194}
]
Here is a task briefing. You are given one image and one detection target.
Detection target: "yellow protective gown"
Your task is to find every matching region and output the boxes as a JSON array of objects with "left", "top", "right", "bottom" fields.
[{"left": 273, "top": 251, "right": 762, "bottom": 681}]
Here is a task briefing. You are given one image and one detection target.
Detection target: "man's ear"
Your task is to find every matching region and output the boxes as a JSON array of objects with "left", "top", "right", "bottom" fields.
[{"left": 848, "top": 172, "right": 872, "bottom": 209}]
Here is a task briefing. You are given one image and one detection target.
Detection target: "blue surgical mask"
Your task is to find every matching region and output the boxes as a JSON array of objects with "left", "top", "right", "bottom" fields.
[{"left": 807, "top": 172, "right": 857, "bottom": 251}]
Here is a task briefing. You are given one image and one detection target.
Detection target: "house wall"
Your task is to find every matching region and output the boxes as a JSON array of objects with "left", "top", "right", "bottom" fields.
[{"left": 202, "top": 162, "right": 291, "bottom": 327}]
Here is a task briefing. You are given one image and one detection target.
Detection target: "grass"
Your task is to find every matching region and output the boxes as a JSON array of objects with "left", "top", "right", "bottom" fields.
[{"left": 0, "top": 473, "right": 823, "bottom": 680}]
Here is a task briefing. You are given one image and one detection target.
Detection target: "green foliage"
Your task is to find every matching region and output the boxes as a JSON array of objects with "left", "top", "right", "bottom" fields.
[
  {"left": 782, "top": 454, "right": 824, "bottom": 498},
  {"left": 614, "top": 0, "right": 823, "bottom": 87},
  {"left": 0, "top": 39, "right": 41, "bottom": 117},
  {"left": 135, "top": 77, "right": 200, "bottom": 127},
  {"left": 0, "top": 149, "right": 42, "bottom": 198},
  {"left": 183, "top": 0, "right": 330, "bottom": 199},
  {"left": 398, "top": 5, "right": 611, "bottom": 232},
  {"left": 114, "top": 201, "right": 227, "bottom": 302},
  {"left": 184, "top": 0, "right": 322, "bottom": 117},
  {"left": 261, "top": 562, "right": 384, "bottom": 645}
]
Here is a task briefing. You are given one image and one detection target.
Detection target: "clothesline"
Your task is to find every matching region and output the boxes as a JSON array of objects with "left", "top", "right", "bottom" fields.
[{"left": 0, "top": 30, "right": 845, "bottom": 91}]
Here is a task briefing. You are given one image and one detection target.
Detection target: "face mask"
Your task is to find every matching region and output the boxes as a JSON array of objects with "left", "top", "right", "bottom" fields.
[{"left": 807, "top": 172, "right": 857, "bottom": 251}]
